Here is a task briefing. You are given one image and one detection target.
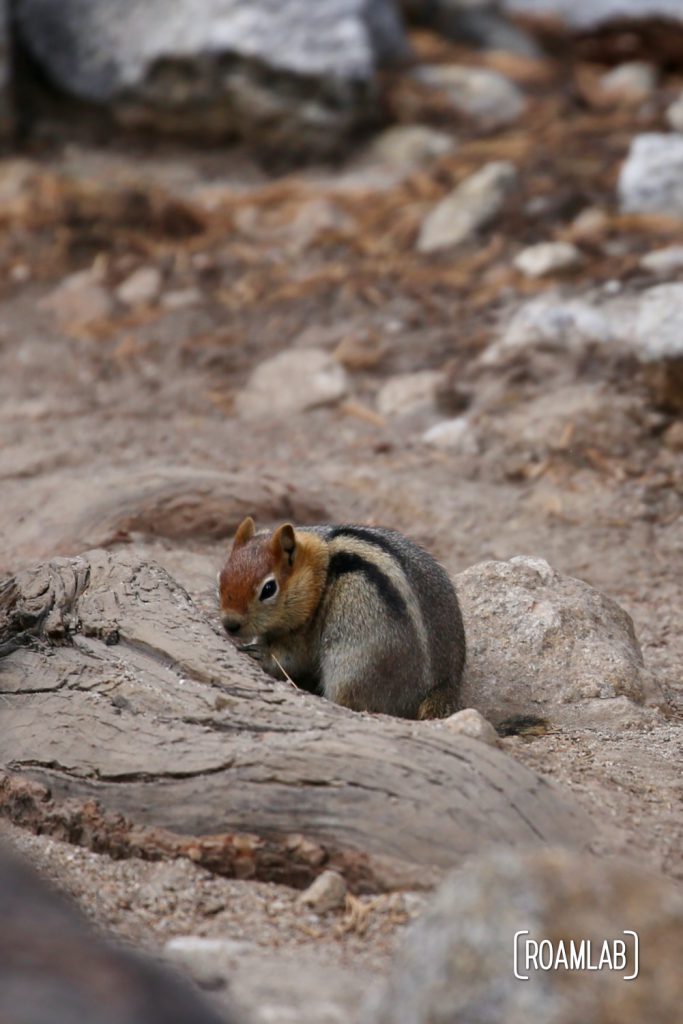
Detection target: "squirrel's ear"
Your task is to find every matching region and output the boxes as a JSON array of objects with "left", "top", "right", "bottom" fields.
[
  {"left": 271, "top": 523, "right": 296, "bottom": 561},
  {"left": 232, "top": 516, "right": 255, "bottom": 550}
]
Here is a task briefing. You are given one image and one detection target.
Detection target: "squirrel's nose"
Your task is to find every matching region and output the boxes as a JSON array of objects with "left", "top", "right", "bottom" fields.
[{"left": 222, "top": 615, "right": 242, "bottom": 635}]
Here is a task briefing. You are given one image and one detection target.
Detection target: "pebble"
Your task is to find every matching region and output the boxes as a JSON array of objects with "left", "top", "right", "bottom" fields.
[
  {"left": 417, "top": 161, "right": 518, "bottom": 253},
  {"left": 666, "top": 92, "right": 683, "bottom": 133},
  {"left": 599, "top": 60, "right": 657, "bottom": 102},
  {"left": 369, "top": 124, "right": 455, "bottom": 169},
  {"left": 482, "top": 297, "right": 614, "bottom": 365},
  {"left": 664, "top": 420, "right": 683, "bottom": 451},
  {"left": 440, "top": 708, "right": 500, "bottom": 746},
  {"left": 513, "top": 240, "right": 582, "bottom": 278},
  {"left": 40, "top": 268, "right": 114, "bottom": 329},
  {"left": 634, "top": 283, "right": 683, "bottom": 361},
  {"left": 639, "top": 245, "right": 683, "bottom": 275},
  {"left": 160, "top": 287, "right": 202, "bottom": 310},
  {"left": 236, "top": 347, "right": 349, "bottom": 419},
  {"left": 116, "top": 266, "right": 162, "bottom": 306},
  {"left": 415, "top": 64, "right": 525, "bottom": 130},
  {"left": 569, "top": 206, "right": 609, "bottom": 240},
  {"left": 422, "top": 416, "right": 475, "bottom": 452},
  {"left": 376, "top": 371, "right": 442, "bottom": 418},
  {"left": 618, "top": 133, "right": 683, "bottom": 217},
  {"left": 164, "top": 935, "right": 255, "bottom": 989},
  {"left": 297, "top": 870, "right": 347, "bottom": 914}
]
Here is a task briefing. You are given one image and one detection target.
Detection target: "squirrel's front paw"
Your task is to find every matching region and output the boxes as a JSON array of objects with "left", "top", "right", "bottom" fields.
[{"left": 238, "top": 639, "right": 267, "bottom": 662}]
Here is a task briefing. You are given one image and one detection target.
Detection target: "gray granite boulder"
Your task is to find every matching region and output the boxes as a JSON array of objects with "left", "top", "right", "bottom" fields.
[
  {"left": 371, "top": 847, "right": 683, "bottom": 1024},
  {"left": 456, "top": 555, "right": 661, "bottom": 727},
  {"left": 15, "top": 0, "right": 409, "bottom": 154}
]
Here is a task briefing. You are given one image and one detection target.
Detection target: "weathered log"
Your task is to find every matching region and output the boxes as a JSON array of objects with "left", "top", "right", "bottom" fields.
[
  {"left": 0, "top": 840, "right": 235, "bottom": 1024},
  {"left": 0, "top": 549, "right": 594, "bottom": 891},
  {"left": 1, "top": 465, "right": 329, "bottom": 573}
]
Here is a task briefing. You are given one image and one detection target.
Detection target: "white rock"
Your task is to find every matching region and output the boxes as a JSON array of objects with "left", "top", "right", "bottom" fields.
[
  {"left": 570, "top": 206, "right": 609, "bottom": 239},
  {"left": 422, "top": 416, "right": 475, "bottom": 452},
  {"left": 376, "top": 370, "right": 442, "bottom": 418},
  {"left": 40, "top": 269, "right": 114, "bottom": 329},
  {"left": 599, "top": 60, "right": 657, "bottom": 101},
  {"left": 286, "top": 198, "right": 354, "bottom": 251},
  {"left": 513, "top": 241, "right": 582, "bottom": 278},
  {"left": 164, "top": 935, "right": 256, "bottom": 987},
  {"left": 440, "top": 708, "right": 500, "bottom": 746},
  {"left": 417, "top": 161, "right": 518, "bottom": 253},
  {"left": 415, "top": 64, "right": 526, "bottom": 130},
  {"left": 369, "top": 124, "right": 455, "bottom": 169},
  {"left": 236, "top": 348, "right": 349, "bottom": 419},
  {"left": 666, "top": 92, "right": 683, "bottom": 133},
  {"left": 116, "top": 265, "right": 162, "bottom": 306},
  {"left": 639, "top": 246, "right": 683, "bottom": 275},
  {"left": 482, "top": 296, "right": 614, "bottom": 365},
  {"left": 618, "top": 133, "right": 683, "bottom": 217},
  {"left": 160, "top": 287, "right": 202, "bottom": 310},
  {"left": 297, "top": 870, "right": 347, "bottom": 914},
  {"left": 633, "top": 284, "right": 683, "bottom": 361}
]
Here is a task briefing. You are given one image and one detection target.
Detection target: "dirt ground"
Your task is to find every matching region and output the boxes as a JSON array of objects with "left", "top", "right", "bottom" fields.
[{"left": 0, "top": 26, "right": 681, "bottom": 1017}]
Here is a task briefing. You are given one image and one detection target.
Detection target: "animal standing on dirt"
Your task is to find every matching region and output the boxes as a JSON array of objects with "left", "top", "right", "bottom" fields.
[{"left": 219, "top": 517, "right": 466, "bottom": 719}]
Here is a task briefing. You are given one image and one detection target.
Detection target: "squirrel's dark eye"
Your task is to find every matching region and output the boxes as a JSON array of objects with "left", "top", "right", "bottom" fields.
[{"left": 259, "top": 578, "right": 278, "bottom": 602}]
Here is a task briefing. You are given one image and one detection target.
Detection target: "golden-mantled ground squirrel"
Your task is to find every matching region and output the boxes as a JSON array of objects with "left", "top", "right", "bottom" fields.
[{"left": 219, "top": 517, "right": 466, "bottom": 719}]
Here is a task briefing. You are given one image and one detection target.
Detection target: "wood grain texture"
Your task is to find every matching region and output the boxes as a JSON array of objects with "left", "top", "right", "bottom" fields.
[{"left": 0, "top": 549, "right": 595, "bottom": 891}]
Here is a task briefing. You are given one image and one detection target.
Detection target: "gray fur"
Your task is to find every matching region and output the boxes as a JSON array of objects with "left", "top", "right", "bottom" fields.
[{"left": 296, "top": 525, "right": 466, "bottom": 718}]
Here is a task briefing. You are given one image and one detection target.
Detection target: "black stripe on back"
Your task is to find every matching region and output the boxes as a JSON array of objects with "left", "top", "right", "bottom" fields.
[
  {"left": 327, "top": 550, "right": 407, "bottom": 619},
  {"left": 328, "top": 526, "right": 411, "bottom": 574}
]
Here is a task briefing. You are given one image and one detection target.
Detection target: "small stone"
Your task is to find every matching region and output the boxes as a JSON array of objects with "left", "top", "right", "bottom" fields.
[
  {"left": 618, "top": 133, "right": 683, "bottom": 218},
  {"left": 441, "top": 708, "right": 500, "bottom": 746},
  {"left": 286, "top": 198, "right": 354, "bottom": 251},
  {"left": 116, "top": 266, "right": 162, "bottom": 306},
  {"left": 160, "top": 287, "right": 202, "bottom": 310},
  {"left": 10, "top": 263, "right": 31, "bottom": 283},
  {"left": 482, "top": 297, "right": 613, "bottom": 366},
  {"left": 40, "top": 269, "right": 114, "bottom": 329},
  {"left": 569, "top": 206, "right": 609, "bottom": 240},
  {"left": 417, "top": 161, "right": 518, "bottom": 253},
  {"left": 164, "top": 935, "right": 255, "bottom": 989},
  {"left": 415, "top": 64, "right": 525, "bottom": 130},
  {"left": 599, "top": 60, "right": 657, "bottom": 102},
  {"left": 513, "top": 240, "right": 582, "bottom": 278},
  {"left": 664, "top": 419, "right": 683, "bottom": 451},
  {"left": 666, "top": 92, "right": 683, "bottom": 133},
  {"left": 422, "top": 416, "right": 475, "bottom": 452},
  {"left": 369, "top": 124, "right": 455, "bottom": 169},
  {"left": 236, "top": 348, "right": 349, "bottom": 419},
  {"left": 639, "top": 246, "right": 683, "bottom": 275},
  {"left": 376, "top": 371, "right": 442, "bottom": 418},
  {"left": 334, "top": 331, "right": 386, "bottom": 371},
  {"left": 634, "top": 284, "right": 683, "bottom": 361},
  {"left": 298, "top": 870, "right": 347, "bottom": 914}
]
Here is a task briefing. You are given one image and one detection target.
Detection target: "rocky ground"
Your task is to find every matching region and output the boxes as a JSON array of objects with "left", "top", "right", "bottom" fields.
[{"left": 1, "top": 17, "right": 682, "bottom": 1024}]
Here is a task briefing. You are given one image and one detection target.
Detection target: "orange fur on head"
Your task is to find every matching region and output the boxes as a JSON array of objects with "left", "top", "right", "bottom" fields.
[
  {"left": 220, "top": 518, "right": 271, "bottom": 615},
  {"left": 232, "top": 515, "right": 255, "bottom": 550}
]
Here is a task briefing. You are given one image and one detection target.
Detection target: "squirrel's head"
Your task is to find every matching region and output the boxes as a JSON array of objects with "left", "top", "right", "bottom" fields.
[{"left": 219, "top": 517, "right": 327, "bottom": 641}]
